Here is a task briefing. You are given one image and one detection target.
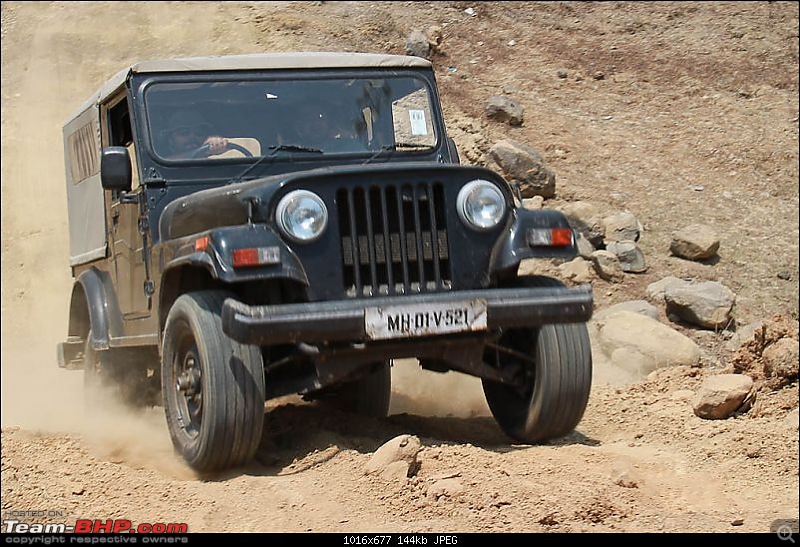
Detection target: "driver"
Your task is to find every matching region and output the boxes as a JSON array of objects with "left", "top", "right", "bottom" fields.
[{"left": 163, "top": 110, "right": 228, "bottom": 158}]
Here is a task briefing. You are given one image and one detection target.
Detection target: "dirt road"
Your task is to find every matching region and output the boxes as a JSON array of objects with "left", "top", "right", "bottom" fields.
[{"left": 2, "top": 1, "right": 798, "bottom": 533}]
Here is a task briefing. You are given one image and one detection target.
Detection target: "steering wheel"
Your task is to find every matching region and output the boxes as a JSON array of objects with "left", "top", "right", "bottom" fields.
[{"left": 190, "top": 142, "right": 254, "bottom": 159}]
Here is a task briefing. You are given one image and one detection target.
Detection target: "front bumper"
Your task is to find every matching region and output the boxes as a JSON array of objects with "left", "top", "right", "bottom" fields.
[{"left": 222, "top": 286, "right": 593, "bottom": 345}]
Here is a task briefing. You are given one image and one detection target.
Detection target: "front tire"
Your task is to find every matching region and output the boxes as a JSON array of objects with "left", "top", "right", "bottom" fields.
[
  {"left": 482, "top": 276, "right": 592, "bottom": 443},
  {"left": 162, "top": 291, "right": 265, "bottom": 472}
]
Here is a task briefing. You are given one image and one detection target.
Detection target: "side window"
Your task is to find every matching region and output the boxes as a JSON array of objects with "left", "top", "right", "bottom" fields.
[{"left": 107, "top": 99, "right": 140, "bottom": 194}]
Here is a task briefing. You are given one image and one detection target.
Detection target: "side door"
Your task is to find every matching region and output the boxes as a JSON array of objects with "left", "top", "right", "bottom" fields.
[{"left": 103, "top": 94, "right": 151, "bottom": 318}]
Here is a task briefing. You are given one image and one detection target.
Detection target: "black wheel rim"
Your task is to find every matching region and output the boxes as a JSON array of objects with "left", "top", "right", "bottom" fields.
[
  {"left": 172, "top": 321, "right": 203, "bottom": 438},
  {"left": 484, "top": 327, "right": 538, "bottom": 399}
]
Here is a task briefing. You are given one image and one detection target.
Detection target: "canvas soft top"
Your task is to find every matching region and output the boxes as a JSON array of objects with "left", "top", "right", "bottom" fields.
[{"left": 65, "top": 52, "right": 432, "bottom": 125}]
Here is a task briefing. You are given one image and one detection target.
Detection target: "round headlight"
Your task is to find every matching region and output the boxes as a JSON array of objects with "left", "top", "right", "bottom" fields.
[
  {"left": 456, "top": 180, "right": 507, "bottom": 231},
  {"left": 275, "top": 190, "right": 328, "bottom": 243}
]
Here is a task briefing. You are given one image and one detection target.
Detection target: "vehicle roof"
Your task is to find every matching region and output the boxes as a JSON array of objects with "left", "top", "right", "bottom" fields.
[{"left": 65, "top": 52, "right": 432, "bottom": 125}]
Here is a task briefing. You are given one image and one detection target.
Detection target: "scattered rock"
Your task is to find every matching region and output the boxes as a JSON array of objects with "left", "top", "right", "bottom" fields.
[
  {"left": 777, "top": 271, "right": 792, "bottom": 281},
  {"left": 428, "top": 478, "right": 464, "bottom": 498},
  {"left": 606, "top": 240, "right": 647, "bottom": 273},
  {"left": 558, "top": 257, "right": 594, "bottom": 284},
  {"left": 485, "top": 95, "right": 524, "bottom": 126},
  {"left": 670, "top": 224, "right": 720, "bottom": 261},
  {"left": 560, "top": 201, "right": 606, "bottom": 247},
  {"left": 591, "top": 250, "right": 624, "bottom": 282},
  {"left": 664, "top": 281, "right": 736, "bottom": 329},
  {"left": 762, "top": 337, "right": 799, "bottom": 383},
  {"left": 575, "top": 231, "right": 595, "bottom": 259},
  {"left": 602, "top": 212, "right": 642, "bottom": 243},
  {"left": 365, "top": 434, "right": 421, "bottom": 476},
  {"left": 594, "top": 300, "right": 659, "bottom": 322},
  {"left": 518, "top": 257, "right": 559, "bottom": 278},
  {"left": 646, "top": 276, "right": 690, "bottom": 303},
  {"left": 731, "top": 518, "right": 744, "bottom": 527},
  {"left": 593, "top": 71, "right": 605, "bottom": 80},
  {"left": 405, "top": 30, "right": 431, "bottom": 59},
  {"left": 744, "top": 445, "right": 762, "bottom": 458},
  {"left": 595, "top": 311, "right": 703, "bottom": 379},
  {"left": 489, "top": 140, "right": 555, "bottom": 198},
  {"left": 425, "top": 25, "right": 443, "bottom": 54},
  {"left": 692, "top": 374, "right": 754, "bottom": 420},
  {"left": 610, "top": 464, "right": 639, "bottom": 489},
  {"left": 538, "top": 512, "right": 560, "bottom": 526},
  {"left": 557, "top": 69, "right": 568, "bottom": 79},
  {"left": 725, "top": 320, "right": 765, "bottom": 351},
  {"left": 522, "top": 196, "right": 544, "bottom": 210},
  {"left": 783, "top": 408, "right": 799, "bottom": 431}
]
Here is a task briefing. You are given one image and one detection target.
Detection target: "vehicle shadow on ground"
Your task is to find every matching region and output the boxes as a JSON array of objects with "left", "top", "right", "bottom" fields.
[{"left": 198, "top": 399, "right": 600, "bottom": 480}]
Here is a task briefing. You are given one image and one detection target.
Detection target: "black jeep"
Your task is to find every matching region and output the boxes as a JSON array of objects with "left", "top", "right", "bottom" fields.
[{"left": 57, "top": 53, "right": 593, "bottom": 472}]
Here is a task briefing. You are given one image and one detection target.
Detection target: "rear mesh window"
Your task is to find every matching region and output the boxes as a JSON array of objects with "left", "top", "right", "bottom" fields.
[{"left": 68, "top": 122, "right": 99, "bottom": 184}]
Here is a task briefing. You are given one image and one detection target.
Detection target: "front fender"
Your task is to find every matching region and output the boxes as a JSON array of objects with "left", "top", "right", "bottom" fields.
[
  {"left": 161, "top": 224, "right": 309, "bottom": 286},
  {"left": 489, "top": 208, "right": 578, "bottom": 274}
]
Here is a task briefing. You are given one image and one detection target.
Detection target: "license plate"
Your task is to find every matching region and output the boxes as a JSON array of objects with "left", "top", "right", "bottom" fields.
[{"left": 365, "top": 299, "right": 488, "bottom": 340}]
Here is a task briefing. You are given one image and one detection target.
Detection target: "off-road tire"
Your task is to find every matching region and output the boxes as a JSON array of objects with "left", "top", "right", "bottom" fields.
[
  {"left": 482, "top": 276, "right": 592, "bottom": 443},
  {"left": 162, "top": 290, "right": 265, "bottom": 472}
]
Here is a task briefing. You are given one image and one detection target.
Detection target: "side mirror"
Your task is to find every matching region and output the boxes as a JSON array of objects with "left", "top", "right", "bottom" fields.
[
  {"left": 100, "top": 147, "right": 132, "bottom": 192},
  {"left": 446, "top": 137, "right": 460, "bottom": 165}
]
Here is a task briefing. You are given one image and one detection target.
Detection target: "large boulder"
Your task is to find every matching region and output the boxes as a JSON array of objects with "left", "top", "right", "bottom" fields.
[
  {"left": 594, "top": 311, "right": 702, "bottom": 380},
  {"left": 489, "top": 140, "right": 556, "bottom": 198},
  {"left": 664, "top": 281, "right": 736, "bottom": 329},
  {"left": 593, "top": 300, "right": 659, "bottom": 322},
  {"left": 646, "top": 276, "right": 690, "bottom": 303}
]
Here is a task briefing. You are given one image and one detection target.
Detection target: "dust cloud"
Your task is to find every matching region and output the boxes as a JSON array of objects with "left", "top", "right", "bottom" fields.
[
  {"left": 389, "top": 358, "right": 491, "bottom": 418},
  {"left": 1, "top": 345, "right": 193, "bottom": 480}
]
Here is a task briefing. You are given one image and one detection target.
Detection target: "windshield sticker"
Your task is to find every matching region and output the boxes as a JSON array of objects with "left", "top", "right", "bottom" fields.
[{"left": 409, "top": 110, "right": 427, "bottom": 136}]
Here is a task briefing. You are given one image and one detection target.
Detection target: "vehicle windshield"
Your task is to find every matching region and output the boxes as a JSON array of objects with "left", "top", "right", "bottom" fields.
[{"left": 145, "top": 76, "right": 439, "bottom": 161}]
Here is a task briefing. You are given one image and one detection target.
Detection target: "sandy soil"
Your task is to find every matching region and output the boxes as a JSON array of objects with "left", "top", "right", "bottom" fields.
[{"left": 1, "top": 1, "right": 797, "bottom": 534}]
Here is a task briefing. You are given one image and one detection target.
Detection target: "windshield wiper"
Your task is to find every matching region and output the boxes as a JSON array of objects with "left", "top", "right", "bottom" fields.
[
  {"left": 228, "top": 144, "right": 324, "bottom": 184},
  {"left": 362, "top": 142, "right": 435, "bottom": 165}
]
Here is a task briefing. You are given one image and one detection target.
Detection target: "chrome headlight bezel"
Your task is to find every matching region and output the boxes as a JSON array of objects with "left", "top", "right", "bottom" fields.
[
  {"left": 275, "top": 190, "right": 328, "bottom": 243},
  {"left": 456, "top": 179, "right": 507, "bottom": 231}
]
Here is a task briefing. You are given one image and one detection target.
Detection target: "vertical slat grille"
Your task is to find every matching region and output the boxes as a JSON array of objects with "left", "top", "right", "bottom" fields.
[{"left": 338, "top": 182, "right": 451, "bottom": 297}]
